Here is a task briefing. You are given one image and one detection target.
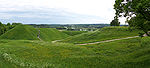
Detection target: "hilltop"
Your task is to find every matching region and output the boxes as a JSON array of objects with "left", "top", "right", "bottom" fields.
[
  {"left": 60, "top": 26, "right": 142, "bottom": 44},
  {"left": 0, "top": 25, "right": 69, "bottom": 41},
  {"left": 0, "top": 25, "right": 39, "bottom": 40}
]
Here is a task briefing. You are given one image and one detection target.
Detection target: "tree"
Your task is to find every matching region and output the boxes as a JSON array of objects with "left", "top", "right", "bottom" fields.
[
  {"left": 12, "top": 23, "right": 22, "bottom": 25},
  {"left": 0, "top": 22, "right": 16, "bottom": 36},
  {"left": 7, "top": 23, "right": 11, "bottom": 26},
  {"left": 114, "top": 0, "right": 150, "bottom": 35},
  {"left": 0, "top": 22, "right": 4, "bottom": 35},
  {"left": 110, "top": 17, "right": 120, "bottom": 26},
  {"left": 0, "top": 22, "right": 3, "bottom": 26}
]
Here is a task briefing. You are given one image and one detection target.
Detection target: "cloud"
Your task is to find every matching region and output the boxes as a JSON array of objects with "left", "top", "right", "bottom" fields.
[
  {"left": 0, "top": 8, "right": 106, "bottom": 24},
  {"left": 0, "top": 0, "right": 121, "bottom": 24}
]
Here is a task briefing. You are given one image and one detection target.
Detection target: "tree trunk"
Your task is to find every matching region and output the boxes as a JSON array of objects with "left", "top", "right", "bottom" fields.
[
  {"left": 144, "top": 30, "right": 150, "bottom": 36},
  {"left": 146, "top": 31, "right": 150, "bottom": 36}
]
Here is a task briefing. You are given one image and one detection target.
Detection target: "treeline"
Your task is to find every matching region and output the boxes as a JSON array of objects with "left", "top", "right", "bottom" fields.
[
  {"left": 30, "top": 24, "right": 110, "bottom": 28},
  {"left": 0, "top": 22, "right": 22, "bottom": 36}
]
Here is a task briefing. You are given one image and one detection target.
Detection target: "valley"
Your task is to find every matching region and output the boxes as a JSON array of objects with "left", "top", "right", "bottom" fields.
[{"left": 0, "top": 25, "right": 149, "bottom": 68}]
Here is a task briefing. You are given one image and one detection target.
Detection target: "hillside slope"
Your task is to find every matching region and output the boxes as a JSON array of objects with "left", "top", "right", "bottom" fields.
[
  {"left": 0, "top": 37, "right": 150, "bottom": 68},
  {"left": 62, "top": 31, "right": 87, "bottom": 36},
  {"left": 39, "top": 28, "right": 69, "bottom": 41},
  {"left": 0, "top": 25, "right": 39, "bottom": 40},
  {"left": 0, "top": 25, "right": 69, "bottom": 41},
  {"left": 60, "top": 26, "right": 142, "bottom": 44}
]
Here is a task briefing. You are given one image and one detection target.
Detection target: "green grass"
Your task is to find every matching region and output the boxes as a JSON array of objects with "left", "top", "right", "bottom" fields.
[
  {"left": 62, "top": 31, "right": 87, "bottom": 36},
  {"left": 0, "top": 25, "right": 39, "bottom": 40},
  {"left": 0, "top": 40, "right": 93, "bottom": 68},
  {"left": 39, "top": 28, "right": 69, "bottom": 41},
  {"left": 0, "top": 25, "right": 69, "bottom": 41},
  {"left": 0, "top": 37, "right": 150, "bottom": 68},
  {"left": 79, "top": 37, "right": 150, "bottom": 68},
  {"left": 60, "top": 26, "right": 143, "bottom": 44},
  {"left": 0, "top": 56, "right": 19, "bottom": 68},
  {"left": 0, "top": 26, "right": 149, "bottom": 68}
]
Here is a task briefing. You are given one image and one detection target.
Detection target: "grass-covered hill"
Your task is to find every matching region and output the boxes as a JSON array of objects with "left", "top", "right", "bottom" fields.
[
  {"left": 0, "top": 26, "right": 149, "bottom": 68},
  {"left": 39, "top": 28, "right": 69, "bottom": 41},
  {"left": 60, "top": 26, "right": 142, "bottom": 44},
  {"left": 0, "top": 37, "right": 150, "bottom": 68},
  {"left": 62, "top": 31, "right": 87, "bottom": 36},
  {"left": 0, "top": 25, "right": 69, "bottom": 41},
  {"left": 0, "top": 25, "right": 39, "bottom": 40}
]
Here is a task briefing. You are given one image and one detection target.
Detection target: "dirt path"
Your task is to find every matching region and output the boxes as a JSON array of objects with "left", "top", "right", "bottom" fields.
[
  {"left": 37, "top": 29, "right": 42, "bottom": 41},
  {"left": 77, "top": 36, "right": 139, "bottom": 45},
  {"left": 52, "top": 40, "right": 61, "bottom": 43}
]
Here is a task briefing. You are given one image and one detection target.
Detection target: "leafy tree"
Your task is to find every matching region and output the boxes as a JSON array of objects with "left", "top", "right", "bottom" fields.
[
  {"left": 7, "top": 23, "right": 11, "bottom": 26},
  {"left": 0, "top": 22, "right": 3, "bottom": 26},
  {"left": 0, "top": 22, "right": 17, "bottom": 36},
  {"left": 110, "top": 17, "right": 120, "bottom": 26},
  {"left": 114, "top": 0, "right": 150, "bottom": 35},
  {"left": 6, "top": 23, "right": 14, "bottom": 29},
  {"left": 0, "top": 22, "right": 4, "bottom": 35},
  {"left": 12, "top": 23, "right": 22, "bottom": 25}
]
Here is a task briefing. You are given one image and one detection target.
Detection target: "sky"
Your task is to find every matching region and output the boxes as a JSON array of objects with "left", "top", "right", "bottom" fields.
[{"left": 0, "top": 0, "right": 126, "bottom": 24}]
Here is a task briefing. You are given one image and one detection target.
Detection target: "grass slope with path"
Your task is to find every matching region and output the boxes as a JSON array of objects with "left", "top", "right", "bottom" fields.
[
  {"left": 0, "top": 26, "right": 149, "bottom": 68},
  {"left": 0, "top": 37, "right": 150, "bottom": 68},
  {"left": 0, "top": 25, "right": 69, "bottom": 41},
  {"left": 60, "top": 26, "right": 142, "bottom": 44},
  {"left": 78, "top": 36, "right": 139, "bottom": 45}
]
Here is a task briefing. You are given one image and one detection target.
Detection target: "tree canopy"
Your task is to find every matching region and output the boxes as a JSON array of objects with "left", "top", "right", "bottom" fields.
[
  {"left": 0, "top": 22, "right": 20, "bottom": 36},
  {"left": 110, "top": 17, "right": 120, "bottom": 26},
  {"left": 114, "top": 0, "right": 150, "bottom": 35}
]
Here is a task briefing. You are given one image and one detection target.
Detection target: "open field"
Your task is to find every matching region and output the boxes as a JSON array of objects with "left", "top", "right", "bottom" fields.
[
  {"left": 0, "top": 0, "right": 149, "bottom": 67},
  {"left": 0, "top": 25, "right": 149, "bottom": 68},
  {"left": 0, "top": 37, "right": 150, "bottom": 68}
]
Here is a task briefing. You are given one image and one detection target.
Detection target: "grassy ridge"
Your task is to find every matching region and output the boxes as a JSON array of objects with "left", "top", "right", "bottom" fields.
[
  {"left": 0, "top": 26, "right": 149, "bottom": 68},
  {"left": 39, "top": 28, "right": 69, "bottom": 41},
  {"left": 62, "top": 31, "right": 87, "bottom": 36},
  {"left": 0, "top": 25, "right": 39, "bottom": 40},
  {"left": 0, "top": 25, "right": 69, "bottom": 41},
  {"left": 60, "top": 26, "right": 142, "bottom": 44},
  {"left": 0, "top": 37, "right": 150, "bottom": 68},
  {"left": 81, "top": 37, "right": 150, "bottom": 68}
]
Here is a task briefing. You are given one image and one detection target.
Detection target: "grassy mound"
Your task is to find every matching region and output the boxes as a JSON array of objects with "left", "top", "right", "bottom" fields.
[
  {"left": 39, "top": 28, "right": 69, "bottom": 41},
  {"left": 0, "top": 25, "right": 69, "bottom": 41},
  {"left": 62, "top": 31, "right": 87, "bottom": 36},
  {"left": 0, "top": 25, "right": 39, "bottom": 40},
  {"left": 0, "top": 37, "right": 150, "bottom": 68},
  {"left": 60, "top": 26, "right": 142, "bottom": 44}
]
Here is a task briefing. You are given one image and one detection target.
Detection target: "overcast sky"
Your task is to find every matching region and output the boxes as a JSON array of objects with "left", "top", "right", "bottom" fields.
[{"left": 0, "top": 0, "right": 125, "bottom": 24}]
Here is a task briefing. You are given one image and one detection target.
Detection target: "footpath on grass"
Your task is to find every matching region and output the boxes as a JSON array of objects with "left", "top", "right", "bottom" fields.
[
  {"left": 37, "top": 29, "right": 42, "bottom": 41},
  {"left": 77, "top": 36, "right": 139, "bottom": 45},
  {"left": 52, "top": 40, "right": 61, "bottom": 43}
]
